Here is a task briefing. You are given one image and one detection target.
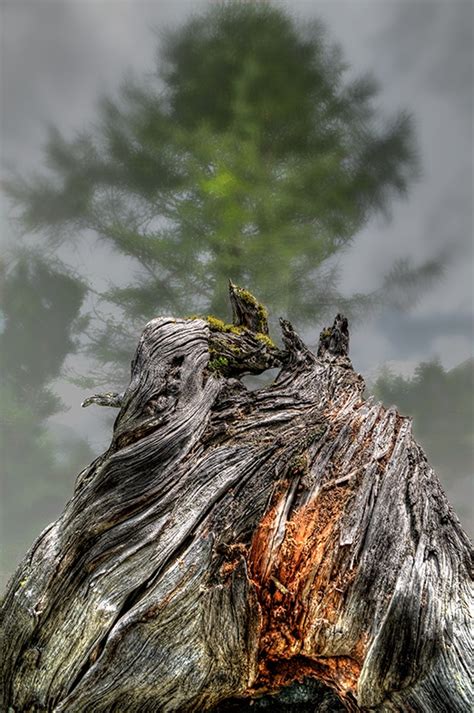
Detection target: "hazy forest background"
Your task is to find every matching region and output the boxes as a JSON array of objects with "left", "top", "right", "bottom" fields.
[{"left": 1, "top": 0, "right": 473, "bottom": 591}]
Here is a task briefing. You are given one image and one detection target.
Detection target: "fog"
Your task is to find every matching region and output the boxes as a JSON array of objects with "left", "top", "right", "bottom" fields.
[{"left": 1, "top": 0, "right": 472, "bottom": 589}]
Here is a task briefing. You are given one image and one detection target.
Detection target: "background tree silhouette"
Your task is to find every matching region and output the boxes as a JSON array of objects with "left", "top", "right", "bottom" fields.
[
  {"left": 0, "top": 254, "right": 93, "bottom": 578},
  {"left": 5, "top": 1, "right": 435, "bottom": 386}
]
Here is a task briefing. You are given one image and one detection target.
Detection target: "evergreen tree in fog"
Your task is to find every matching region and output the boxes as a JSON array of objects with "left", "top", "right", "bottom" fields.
[
  {"left": 5, "top": 2, "right": 433, "bottom": 384},
  {"left": 0, "top": 255, "right": 93, "bottom": 581}
]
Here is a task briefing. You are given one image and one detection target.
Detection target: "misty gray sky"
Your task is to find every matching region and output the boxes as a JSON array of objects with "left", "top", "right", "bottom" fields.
[{"left": 1, "top": 2, "right": 473, "bottom": 443}]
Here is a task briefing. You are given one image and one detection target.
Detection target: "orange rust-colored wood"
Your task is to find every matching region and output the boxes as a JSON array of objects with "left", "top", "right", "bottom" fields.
[{"left": 247, "top": 418, "right": 371, "bottom": 703}]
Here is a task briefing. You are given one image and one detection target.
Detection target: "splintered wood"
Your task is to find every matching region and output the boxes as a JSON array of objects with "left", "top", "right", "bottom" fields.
[{"left": 1, "top": 292, "right": 472, "bottom": 712}]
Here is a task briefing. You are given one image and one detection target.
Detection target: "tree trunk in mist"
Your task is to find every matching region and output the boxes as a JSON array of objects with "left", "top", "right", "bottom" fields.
[{"left": 1, "top": 285, "right": 472, "bottom": 713}]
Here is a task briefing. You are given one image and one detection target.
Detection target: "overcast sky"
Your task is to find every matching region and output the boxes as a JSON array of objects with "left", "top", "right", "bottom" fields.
[{"left": 1, "top": 0, "right": 473, "bottom": 435}]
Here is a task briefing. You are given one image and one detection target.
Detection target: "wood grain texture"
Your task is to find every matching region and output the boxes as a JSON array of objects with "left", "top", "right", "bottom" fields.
[{"left": 1, "top": 292, "right": 472, "bottom": 712}]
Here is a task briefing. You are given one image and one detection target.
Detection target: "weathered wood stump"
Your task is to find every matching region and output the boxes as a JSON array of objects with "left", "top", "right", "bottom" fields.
[{"left": 1, "top": 286, "right": 472, "bottom": 712}]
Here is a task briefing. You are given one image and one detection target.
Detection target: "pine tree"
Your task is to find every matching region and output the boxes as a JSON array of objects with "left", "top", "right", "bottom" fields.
[
  {"left": 6, "top": 2, "right": 428, "bottom": 382},
  {"left": 0, "top": 255, "right": 93, "bottom": 582}
]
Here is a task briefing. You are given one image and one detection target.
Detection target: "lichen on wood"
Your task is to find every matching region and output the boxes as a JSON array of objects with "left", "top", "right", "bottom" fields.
[{"left": 0, "top": 287, "right": 472, "bottom": 713}]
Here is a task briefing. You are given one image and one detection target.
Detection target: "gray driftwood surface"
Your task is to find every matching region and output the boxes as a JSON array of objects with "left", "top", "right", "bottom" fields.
[{"left": 1, "top": 285, "right": 472, "bottom": 712}]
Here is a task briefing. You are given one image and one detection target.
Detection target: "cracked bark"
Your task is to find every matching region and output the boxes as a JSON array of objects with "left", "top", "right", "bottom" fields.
[{"left": 0, "top": 286, "right": 472, "bottom": 713}]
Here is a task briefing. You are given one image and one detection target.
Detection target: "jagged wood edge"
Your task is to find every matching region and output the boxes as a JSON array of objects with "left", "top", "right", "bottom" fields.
[{"left": 0, "top": 297, "right": 472, "bottom": 713}]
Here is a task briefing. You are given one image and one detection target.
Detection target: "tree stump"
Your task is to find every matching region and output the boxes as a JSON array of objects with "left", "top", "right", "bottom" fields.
[{"left": 1, "top": 286, "right": 472, "bottom": 712}]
